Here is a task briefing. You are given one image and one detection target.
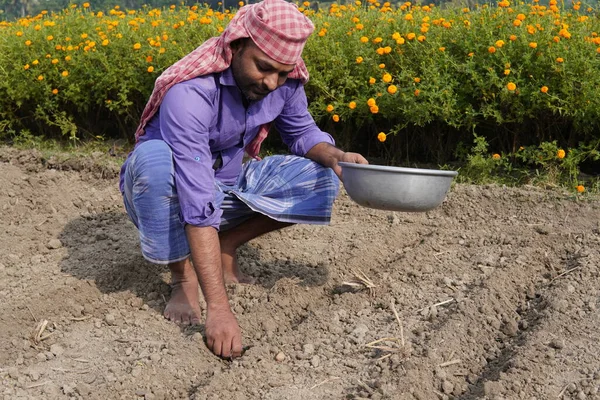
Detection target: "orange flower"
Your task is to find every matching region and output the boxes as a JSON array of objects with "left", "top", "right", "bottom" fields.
[
  {"left": 387, "top": 85, "right": 397, "bottom": 94},
  {"left": 414, "top": 77, "right": 421, "bottom": 83},
  {"left": 52, "top": 89, "right": 59, "bottom": 95},
  {"left": 326, "top": 104, "right": 334, "bottom": 112},
  {"left": 492, "top": 153, "right": 501, "bottom": 160},
  {"left": 332, "top": 114, "right": 340, "bottom": 122},
  {"left": 25, "top": 40, "right": 32, "bottom": 46},
  {"left": 378, "top": 63, "right": 385, "bottom": 69},
  {"left": 529, "top": 42, "right": 537, "bottom": 49},
  {"left": 576, "top": 185, "right": 585, "bottom": 193},
  {"left": 541, "top": 86, "right": 549, "bottom": 93},
  {"left": 61, "top": 70, "right": 69, "bottom": 77},
  {"left": 414, "top": 89, "right": 420, "bottom": 96},
  {"left": 495, "top": 40, "right": 505, "bottom": 48},
  {"left": 369, "top": 77, "right": 376, "bottom": 84},
  {"left": 367, "top": 98, "right": 376, "bottom": 107},
  {"left": 488, "top": 46, "right": 496, "bottom": 54},
  {"left": 37, "top": 75, "right": 44, "bottom": 81},
  {"left": 369, "top": 105, "right": 379, "bottom": 114},
  {"left": 356, "top": 56, "right": 363, "bottom": 64},
  {"left": 382, "top": 73, "right": 392, "bottom": 83},
  {"left": 348, "top": 101, "right": 357, "bottom": 109},
  {"left": 557, "top": 149, "right": 566, "bottom": 159},
  {"left": 509, "top": 35, "right": 517, "bottom": 41},
  {"left": 133, "top": 43, "right": 142, "bottom": 50},
  {"left": 377, "top": 132, "right": 387, "bottom": 142},
  {"left": 507, "top": 82, "right": 516, "bottom": 91},
  {"left": 147, "top": 66, "right": 154, "bottom": 73},
  {"left": 556, "top": 57, "right": 564, "bottom": 63}
]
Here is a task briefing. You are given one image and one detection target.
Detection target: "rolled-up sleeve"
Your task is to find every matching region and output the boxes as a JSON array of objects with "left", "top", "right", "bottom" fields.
[
  {"left": 160, "top": 83, "right": 222, "bottom": 228},
  {"left": 275, "top": 83, "right": 335, "bottom": 156}
]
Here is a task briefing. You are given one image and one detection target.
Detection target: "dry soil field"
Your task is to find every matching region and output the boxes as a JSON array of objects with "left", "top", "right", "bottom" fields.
[{"left": 0, "top": 146, "right": 599, "bottom": 400}]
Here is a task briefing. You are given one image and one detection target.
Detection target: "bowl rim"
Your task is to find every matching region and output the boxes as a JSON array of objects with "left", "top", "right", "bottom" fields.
[{"left": 339, "top": 162, "right": 458, "bottom": 177}]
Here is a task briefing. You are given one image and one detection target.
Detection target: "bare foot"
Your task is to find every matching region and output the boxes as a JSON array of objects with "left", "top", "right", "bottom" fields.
[
  {"left": 221, "top": 247, "right": 256, "bottom": 285},
  {"left": 164, "top": 259, "right": 202, "bottom": 325}
]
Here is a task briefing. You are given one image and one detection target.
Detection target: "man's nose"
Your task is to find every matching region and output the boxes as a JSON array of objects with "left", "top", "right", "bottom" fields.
[{"left": 264, "top": 72, "right": 279, "bottom": 91}]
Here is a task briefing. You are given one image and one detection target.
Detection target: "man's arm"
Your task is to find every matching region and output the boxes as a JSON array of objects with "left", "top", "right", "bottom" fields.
[
  {"left": 185, "top": 225, "right": 243, "bottom": 359},
  {"left": 305, "top": 142, "right": 368, "bottom": 180}
]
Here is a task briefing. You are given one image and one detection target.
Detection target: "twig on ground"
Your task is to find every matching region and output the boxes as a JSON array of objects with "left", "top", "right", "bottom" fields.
[
  {"left": 69, "top": 316, "right": 93, "bottom": 321},
  {"left": 550, "top": 266, "right": 582, "bottom": 284},
  {"left": 356, "top": 379, "right": 374, "bottom": 395},
  {"left": 26, "top": 305, "right": 37, "bottom": 323},
  {"left": 26, "top": 381, "right": 51, "bottom": 389},
  {"left": 310, "top": 376, "right": 340, "bottom": 390},
  {"left": 438, "top": 359, "right": 462, "bottom": 368},
  {"left": 70, "top": 358, "right": 91, "bottom": 363},
  {"left": 416, "top": 298, "right": 455, "bottom": 313},
  {"left": 51, "top": 368, "right": 90, "bottom": 374},
  {"left": 342, "top": 269, "right": 376, "bottom": 295},
  {"left": 31, "top": 320, "right": 53, "bottom": 345},
  {"left": 390, "top": 301, "right": 405, "bottom": 347}
]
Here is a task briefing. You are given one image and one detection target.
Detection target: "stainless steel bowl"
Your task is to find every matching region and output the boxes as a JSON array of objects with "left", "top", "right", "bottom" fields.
[{"left": 339, "top": 162, "right": 458, "bottom": 212}]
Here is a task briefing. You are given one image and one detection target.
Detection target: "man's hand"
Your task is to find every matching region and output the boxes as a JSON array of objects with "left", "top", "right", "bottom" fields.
[
  {"left": 305, "top": 143, "right": 368, "bottom": 181},
  {"left": 205, "top": 306, "right": 243, "bottom": 359},
  {"left": 332, "top": 151, "right": 368, "bottom": 180}
]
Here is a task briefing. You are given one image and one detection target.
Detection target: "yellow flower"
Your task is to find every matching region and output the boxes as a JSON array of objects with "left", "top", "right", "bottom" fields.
[
  {"left": 373, "top": 37, "right": 383, "bottom": 43},
  {"left": 507, "top": 82, "right": 516, "bottom": 91},
  {"left": 25, "top": 40, "right": 32, "bottom": 46},
  {"left": 377, "top": 132, "right": 387, "bottom": 142},
  {"left": 492, "top": 153, "right": 501, "bottom": 160},
  {"left": 24, "top": 64, "right": 30, "bottom": 70},
  {"left": 332, "top": 114, "right": 340, "bottom": 122},
  {"left": 102, "top": 39, "right": 109, "bottom": 46},
  {"left": 504, "top": 69, "right": 510, "bottom": 75},
  {"left": 529, "top": 42, "right": 537, "bottom": 49},
  {"left": 378, "top": 63, "right": 385, "bottom": 69},
  {"left": 37, "top": 75, "right": 44, "bottom": 81},
  {"left": 238, "top": 1, "right": 244, "bottom": 6},
  {"left": 516, "top": 13, "right": 526, "bottom": 21},
  {"left": 61, "top": 70, "right": 69, "bottom": 77},
  {"left": 133, "top": 43, "right": 142, "bottom": 50},
  {"left": 348, "top": 101, "right": 357, "bottom": 109},
  {"left": 509, "top": 35, "right": 517, "bottom": 41},
  {"left": 51, "top": 59, "right": 59, "bottom": 64},
  {"left": 382, "top": 73, "right": 392, "bottom": 83},
  {"left": 576, "top": 185, "right": 585, "bottom": 193},
  {"left": 369, "top": 77, "right": 376, "bottom": 84},
  {"left": 370, "top": 105, "right": 379, "bottom": 114},
  {"left": 488, "top": 46, "right": 496, "bottom": 54},
  {"left": 356, "top": 23, "right": 364, "bottom": 30},
  {"left": 541, "top": 86, "right": 548, "bottom": 93},
  {"left": 81, "top": 33, "right": 88, "bottom": 39},
  {"left": 16, "top": 31, "right": 23, "bottom": 37},
  {"left": 367, "top": 98, "right": 376, "bottom": 107},
  {"left": 326, "top": 104, "right": 334, "bottom": 112},
  {"left": 47, "top": 35, "right": 54, "bottom": 41},
  {"left": 406, "top": 33, "right": 416, "bottom": 40},
  {"left": 32, "top": 60, "right": 39, "bottom": 65},
  {"left": 439, "top": 47, "right": 445, "bottom": 52},
  {"left": 495, "top": 40, "right": 505, "bottom": 48},
  {"left": 557, "top": 149, "right": 565, "bottom": 159},
  {"left": 387, "top": 85, "right": 397, "bottom": 94},
  {"left": 356, "top": 56, "right": 363, "bottom": 64},
  {"left": 360, "top": 36, "right": 369, "bottom": 43},
  {"left": 83, "top": 2, "right": 90, "bottom": 7},
  {"left": 52, "top": 89, "right": 58, "bottom": 95},
  {"left": 414, "top": 77, "right": 421, "bottom": 83},
  {"left": 147, "top": 66, "right": 155, "bottom": 73},
  {"left": 556, "top": 57, "right": 564, "bottom": 63}
]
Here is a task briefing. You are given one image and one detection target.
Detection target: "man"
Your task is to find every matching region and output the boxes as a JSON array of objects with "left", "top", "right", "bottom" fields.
[{"left": 119, "top": 0, "right": 367, "bottom": 359}]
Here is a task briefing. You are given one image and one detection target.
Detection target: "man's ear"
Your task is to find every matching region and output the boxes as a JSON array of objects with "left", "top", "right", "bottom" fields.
[{"left": 230, "top": 38, "right": 247, "bottom": 55}]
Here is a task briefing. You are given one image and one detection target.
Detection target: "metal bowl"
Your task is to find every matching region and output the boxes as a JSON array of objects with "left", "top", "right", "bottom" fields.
[{"left": 339, "top": 162, "right": 458, "bottom": 212}]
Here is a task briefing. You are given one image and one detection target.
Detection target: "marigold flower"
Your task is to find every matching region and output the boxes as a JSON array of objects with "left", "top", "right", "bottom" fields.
[
  {"left": 556, "top": 149, "right": 566, "bottom": 159},
  {"left": 32, "top": 60, "right": 39, "bottom": 65},
  {"left": 348, "top": 101, "right": 357, "bottom": 109},
  {"left": 492, "top": 153, "right": 501, "bottom": 160},
  {"left": 24, "top": 64, "right": 30, "bottom": 70},
  {"left": 488, "top": 46, "right": 496, "bottom": 54},
  {"left": 326, "top": 104, "right": 334, "bottom": 112},
  {"left": 102, "top": 39, "right": 109, "bottom": 46},
  {"left": 507, "top": 82, "right": 516, "bottom": 91},
  {"left": 83, "top": 2, "right": 90, "bottom": 7},
  {"left": 414, "top": 89, "right": 420, "bottom": 96},
  {"left": 356, "top": 23, "right": 364, "bottom": 30},
  {"left": 369, "top": 77, "right": 376, "bottom": 84},
  {"left": 377, "top": 132, "right": 387, "bottom": 142},
  {"left": 16, "top": 31, "right": 23, "bottom": 37},
  {"left": 513, "top": 20, "right": 522, "bottom": 27},
  {"left": 529, "top": 42, "right": 537, "bottom": 48},
  {"left": 25, "top": 40, "right": 32, "bottom": 46},
  {"left": 51, "top": 59, "right": 58, "bottom": 65},
  {"left": 382, "top": 73, "right": 392, "bottom": 83},
  {"left": 61, "top": 70, "right": 69, "bottom": 77},
  {"left": 414, "top": 77, "right": 421, "bottom": 83},
  {"left": 37, "top": 75, "right": 44, "bottom": 81},
  {"left": 356, "top": 56, "right": 363, "bottom": 64},
  {"left": 360, "top": 36, "right": 369, "bottom": 43},
  {"left": 406, "top": 33, "right": 416, "bottom": 40},
  {"left": 133, "top": 43, "right": 142, "bottom": 50},
  {"left": 367, "top": 98, "right": 376, "bottom": 107},
  {"left": 52, "top": 89, "right": 58, "bottom": 95},
  {"left": 556, "top": 57, "right": 564, "bottom": 63},
  {"left": 370, "top": 105, "right": 379, "bottom": 114},
  {"left": 509, "top": 35, "right": 517, "bottom": 41},
  {"left": 576, "top": 185, "right": 585, "bottom": 193},
  {"left": 495, "top": 40, "right": 505, "bottom": 48},
  {"left": 147, "top": 66, "right": 155, "bottom": 73},
  {"left": 47, "top": 35, "right": 54, "bottom": 41},
  {"left": 387, "top": 85, "right": 397, "bottom": 94},
  {"left": 516, "top": 13, "right": 526, "bottom": 20},
  {"left": 378, "top": 63, "right": 385, "bottom": 69},
  {"left": 332, "top": 114, "right": 340, "bottom": 122},
  {"left": 81, "top": 33, "right": 88, "bottom": 39},
  {"left": 541, "top": 86, "right": 548, "bottom": 93}
]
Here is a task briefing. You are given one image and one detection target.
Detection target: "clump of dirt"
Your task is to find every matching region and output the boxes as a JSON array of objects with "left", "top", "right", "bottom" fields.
[{"left": 1, "top": 146, "right": 599, "bottom": 400}]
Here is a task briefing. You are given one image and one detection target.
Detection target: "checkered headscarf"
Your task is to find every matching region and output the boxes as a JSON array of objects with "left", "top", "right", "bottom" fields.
[{"left": 135, "top": 0, "right": 315, "bottom": 159}]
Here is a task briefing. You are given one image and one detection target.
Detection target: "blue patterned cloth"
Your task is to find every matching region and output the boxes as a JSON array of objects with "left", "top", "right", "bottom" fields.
[{"left": 122, "top": 140, "right": 339, "bottom": 264}]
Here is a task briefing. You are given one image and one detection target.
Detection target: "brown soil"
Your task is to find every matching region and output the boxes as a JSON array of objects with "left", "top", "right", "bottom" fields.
[{"left": 1, "top": 146, "right": 599, "bottom": 400}]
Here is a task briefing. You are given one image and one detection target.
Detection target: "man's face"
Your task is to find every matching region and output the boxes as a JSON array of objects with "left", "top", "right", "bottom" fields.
[{"left": 230, "top": 39, "right": 296, "bottom": 102}]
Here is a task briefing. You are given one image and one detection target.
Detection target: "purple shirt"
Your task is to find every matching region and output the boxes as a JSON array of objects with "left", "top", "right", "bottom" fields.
[{"left": 120, "top": 67, "right": 335, "bottom": 228}]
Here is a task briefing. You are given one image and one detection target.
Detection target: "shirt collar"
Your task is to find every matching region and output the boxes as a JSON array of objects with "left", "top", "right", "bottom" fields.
[{"left": 219, "top": 67, "right": 237, "bottom": 87}]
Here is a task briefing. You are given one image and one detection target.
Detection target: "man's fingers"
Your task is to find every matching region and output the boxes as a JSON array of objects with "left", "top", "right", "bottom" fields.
[
  {"left": 221, "top": 337, "right": 232, "bottom": 359},
  {"left": 212, "top": 339, "right": 222, "bottom": 358},
  {"left": 231, "top": 335, "right": 243, "bottom": 358}
]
